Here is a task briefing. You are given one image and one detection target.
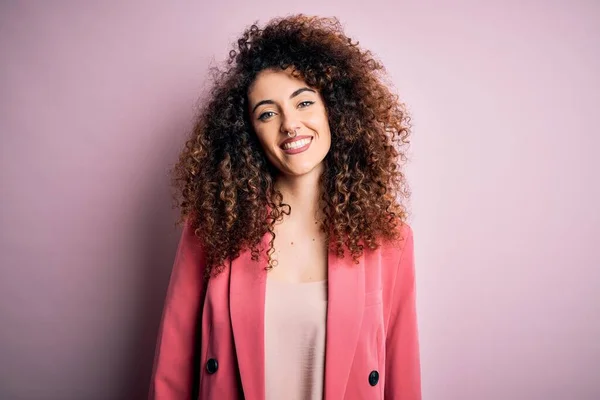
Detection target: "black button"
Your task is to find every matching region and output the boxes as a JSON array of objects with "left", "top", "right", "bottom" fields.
[
  {"left": 206, "top": 358, "right": 218, "bottom": 374},
  {"left": 368, "top": 370, "right": 379, "bottom": 386}
]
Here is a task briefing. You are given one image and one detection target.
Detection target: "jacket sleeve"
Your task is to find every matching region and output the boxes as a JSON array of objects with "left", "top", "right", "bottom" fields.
[
  {"left": 385, "top": 226, "right": 422, "bottom": 399},
  {"left": 149, "top": 220, "right": 207, "bottom": 400}
]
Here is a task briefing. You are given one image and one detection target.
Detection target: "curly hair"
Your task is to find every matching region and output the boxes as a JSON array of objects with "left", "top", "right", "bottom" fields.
[{"left": 171, "top": 14, "right": 412, "bottom": 278}]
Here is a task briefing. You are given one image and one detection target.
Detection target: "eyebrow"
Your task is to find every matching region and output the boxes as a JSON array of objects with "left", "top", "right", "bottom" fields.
[{"left": 251, "top": 87, "right": 316, "bottom": 114}]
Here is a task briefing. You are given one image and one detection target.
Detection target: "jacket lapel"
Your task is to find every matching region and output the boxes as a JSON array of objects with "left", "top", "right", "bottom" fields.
[
  {"left": 324, "top": 248, "right": 365, "bottom": 399},
  {"left": 229, "top": 227, "right": 365, "bottom": 400},
  {"left": 229, "top": 232, "right": 270, "bottom": 400}
]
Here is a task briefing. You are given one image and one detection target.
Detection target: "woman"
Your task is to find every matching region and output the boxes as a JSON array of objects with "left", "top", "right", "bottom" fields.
[{"left": 149, "top": 14, "right": 420, "bottom": 400}]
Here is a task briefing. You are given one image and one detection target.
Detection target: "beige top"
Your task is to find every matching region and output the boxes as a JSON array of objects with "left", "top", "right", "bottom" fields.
[{"left": 264, "top": 278, "right": 328, "bottom": 400}]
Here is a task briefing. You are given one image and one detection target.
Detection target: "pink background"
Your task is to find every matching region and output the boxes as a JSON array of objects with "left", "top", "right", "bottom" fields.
[{"left": 1, "top": 1, "right": 598, "bottom": 399}]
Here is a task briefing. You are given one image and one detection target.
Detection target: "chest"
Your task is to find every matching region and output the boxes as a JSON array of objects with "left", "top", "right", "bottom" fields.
[{"left": 267, "top": 227, "right": 328, "bottom": 282}]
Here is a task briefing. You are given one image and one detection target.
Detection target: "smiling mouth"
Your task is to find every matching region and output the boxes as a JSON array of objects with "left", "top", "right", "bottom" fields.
[{"left": 280, "top": 137, "right": 313, "bottom": 150}]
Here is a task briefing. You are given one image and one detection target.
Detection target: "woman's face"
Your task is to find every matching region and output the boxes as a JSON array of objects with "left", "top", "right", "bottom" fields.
[{"left": 247, "top": 69, "right": 331, "bottom": 177}]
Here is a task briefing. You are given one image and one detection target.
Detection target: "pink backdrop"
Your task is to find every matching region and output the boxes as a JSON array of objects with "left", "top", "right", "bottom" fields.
[{"left": 1, "top": 1, "right": 598, "bottom": 399}]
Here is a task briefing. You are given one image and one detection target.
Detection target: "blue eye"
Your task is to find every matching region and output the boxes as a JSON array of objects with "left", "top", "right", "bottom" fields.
[
  {"left": 257, "top": 101, "right": 314, "bottom": 121},
  {"left": 258, "top": 111, "right": 275, "bottom": 121}
]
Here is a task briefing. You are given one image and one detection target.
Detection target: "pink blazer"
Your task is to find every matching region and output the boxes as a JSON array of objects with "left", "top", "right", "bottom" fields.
[{"left": 149, "top": 221, "right": 421, "bottom": 400}]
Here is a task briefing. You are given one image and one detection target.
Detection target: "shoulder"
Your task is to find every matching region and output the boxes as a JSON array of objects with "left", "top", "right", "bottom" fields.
[
  {"left": 375, "top": 221, "right": 415, "bottom": 286},
  {"left": 173, "top": 217, "right": 207, "bottom": 275},
  {"left": 362, "top": 221, "right": 414, "bottom": 286},
  {"left": 378, "top": 221, "right": 414, "bottom": 262},
  {"left": 376, "top": 222, "right": 416, "bottom": 323}
]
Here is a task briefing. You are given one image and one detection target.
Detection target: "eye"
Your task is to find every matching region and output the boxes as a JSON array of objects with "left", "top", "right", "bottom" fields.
[
  {"left": 298, "top": 101, "right": 314, "bottom": 108},
  {"left": 258, "top": 111, "right": 276, "bottom": 121}
]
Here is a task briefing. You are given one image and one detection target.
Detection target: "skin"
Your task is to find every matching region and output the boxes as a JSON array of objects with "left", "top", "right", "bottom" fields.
[{"left": 247, "top": 68, "right": 331, "bottom": 282}]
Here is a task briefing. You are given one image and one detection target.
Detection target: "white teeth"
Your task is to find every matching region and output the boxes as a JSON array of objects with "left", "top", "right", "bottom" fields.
[{"left": 283, "top": 138, "right": 311, "bottom": 150}]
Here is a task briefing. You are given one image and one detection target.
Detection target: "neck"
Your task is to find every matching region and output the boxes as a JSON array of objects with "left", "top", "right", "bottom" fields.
[{"left": 274, "top": 163, "right": 324, "bottom": 224}]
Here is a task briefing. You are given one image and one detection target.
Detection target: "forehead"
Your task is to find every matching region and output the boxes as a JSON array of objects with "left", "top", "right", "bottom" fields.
[{"left": 248, "top": 69, "right": 310, "bottom": 99}]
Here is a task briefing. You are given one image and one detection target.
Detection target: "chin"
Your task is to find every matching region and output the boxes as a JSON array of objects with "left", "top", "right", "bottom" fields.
[{"left": 283, "top": 161, "right": 325, "bottom": 177}]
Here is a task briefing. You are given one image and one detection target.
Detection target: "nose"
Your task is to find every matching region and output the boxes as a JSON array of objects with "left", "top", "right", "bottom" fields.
[{"left": 279, "top": 112, "right": 301, "bottom": 136}]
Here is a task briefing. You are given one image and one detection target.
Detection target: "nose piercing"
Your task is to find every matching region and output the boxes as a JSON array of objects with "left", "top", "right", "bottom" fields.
[{"left": 287, "top": 129, "right": 297, "bottom": 138}]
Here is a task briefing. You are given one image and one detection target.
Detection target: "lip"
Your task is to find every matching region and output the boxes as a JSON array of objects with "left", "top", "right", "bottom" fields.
[
  {"left": 279, "top": 135, "right": 313, "bottom": 147},
  {"left": 280, "top": 136, "right": 313, "bottom": 155}
]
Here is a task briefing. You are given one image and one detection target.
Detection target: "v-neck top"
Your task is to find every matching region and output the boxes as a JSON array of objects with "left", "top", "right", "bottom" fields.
[{"left": 264, "top": 278, "right": 328, "bottom": 400}]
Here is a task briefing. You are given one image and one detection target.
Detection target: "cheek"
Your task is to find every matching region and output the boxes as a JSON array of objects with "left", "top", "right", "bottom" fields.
[
  {"left": 256, "top": 134, "right": 269, "bottom": 149},
  {"left": 306, "top": 112, "right": 331, "bottom": 138},
  {"left": 319, "top": 122, "right": 332, "bottom": 145},
  {"left": 253, "top": 129, "right": 275, "bottom": 150},
  {"left": 254, "top": 132, "right": 280, "bottom": 163}
]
